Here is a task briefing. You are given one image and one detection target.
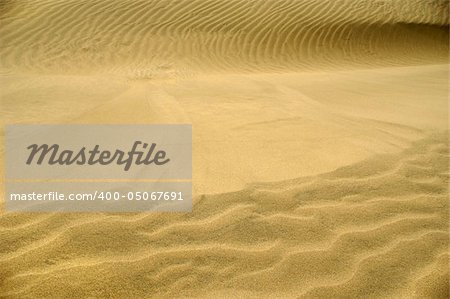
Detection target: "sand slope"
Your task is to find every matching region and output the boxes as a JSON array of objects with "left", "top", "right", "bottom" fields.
[
  {"left": 0, "top": 0, "right": 449, "bottom": 298},
  {"left": 0, "top": 0, "right": 448, "bottom": 76},
  {"left": 0, "top": 133, "right": 448, "bottom": 298}
]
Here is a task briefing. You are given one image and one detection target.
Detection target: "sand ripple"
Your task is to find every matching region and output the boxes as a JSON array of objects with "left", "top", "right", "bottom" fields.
[
  {"left": 0, "top": 132, "right": 447, "bottom": 298},
  {"left": 0, "top": 0, "right": 448, "bottom": 77},
  {"left": 0, "top": 1, "right": 448, "bottom": 298}
]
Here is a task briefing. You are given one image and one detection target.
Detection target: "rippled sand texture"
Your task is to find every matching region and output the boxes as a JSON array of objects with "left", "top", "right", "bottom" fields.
[
  {"left": 0, "top": 0, "right": 449, "bottom": 298},
  {"left": 0, "top": 0, "right": 448, "bottom": 76}
]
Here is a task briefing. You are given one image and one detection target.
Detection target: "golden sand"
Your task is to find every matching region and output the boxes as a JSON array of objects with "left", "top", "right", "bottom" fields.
[{"left": 0, "top": 0, "right": 449, "bottom": 298}]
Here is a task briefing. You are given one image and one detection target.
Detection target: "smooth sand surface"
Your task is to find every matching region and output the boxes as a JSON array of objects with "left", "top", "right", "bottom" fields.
[{"left": 0, "top": 0, "right": 449, "bottom": 298}]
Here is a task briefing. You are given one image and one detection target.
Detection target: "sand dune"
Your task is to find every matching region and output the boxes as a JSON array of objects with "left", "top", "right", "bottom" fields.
[
  {"left": 0, "top": 0, "right": 448, "bottom": 76},
  {"left": 0, "top": 0, "right": 449, "bottom": 298},
  {"left": 0, "top": 133, "right": 448, "bottom": 298}
]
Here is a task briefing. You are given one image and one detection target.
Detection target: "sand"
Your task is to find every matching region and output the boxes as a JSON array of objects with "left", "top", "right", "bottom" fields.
[{"left": 0, "top": 0, "right": 449, "bottom": 298}]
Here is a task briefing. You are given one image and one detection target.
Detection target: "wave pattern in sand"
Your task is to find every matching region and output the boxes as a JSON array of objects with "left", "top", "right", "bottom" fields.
[
  {"left": 0, "top": 0, "right": 448, "bottom": 77},
  {"left": 0, "top": 1, "right": 449, "bottom": 298},
  {"left": 0, "top": 132, "right": 448, "bottom": 298}
]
